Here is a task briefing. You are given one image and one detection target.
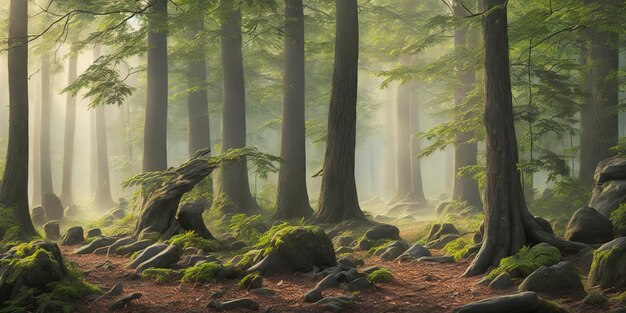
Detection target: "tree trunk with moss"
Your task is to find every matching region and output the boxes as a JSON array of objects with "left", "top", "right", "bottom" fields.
[
  {"left": 0, "top": 0, "right": 36, "bottom": 236},
  {"left": 464, "top": 0, "right": 586, "bottom": 277},
  {"left": 315, "top": 0, "right": 367, "bottom": 224}
]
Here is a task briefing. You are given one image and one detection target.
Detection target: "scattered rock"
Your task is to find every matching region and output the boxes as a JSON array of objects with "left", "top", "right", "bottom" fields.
[
  {"left": 519, "top": 261, "right": 584, "bottom": 294},
  {"left": 334, "top": 235, "right": 355, "bottom": 247},
  {"left": 346, "top": 277, "right": 372, "bottom": 292},
  {"left": 426, "top": 234, "right": 460, "bottom": 249},
  {"left": 95, "top": 282, "right": 123, "bottom": 302},
  {"left": 337, "top": 256, "right": 364, "bottom": 269},
  {"left": 488, "top": 273, "right": 513, "bottom": 290},
  {"left": 534, "top": 217, "right": 554, "bottom": 235},
  {"left": 128, "top": 243, "right": 169, "bottom": 269},
  {"left": 42, "top": 193, "right": 64, "bottom": 221},
  {"left": 427, "top": 223, "right": 460, "bottom": 243},
  {"left": 453, "top": 291, "right": 540, "bottom": 313},
  {"left": 588, "top": 237, "right": 626, "bottom": 289},
  {"left": 335, "top": 247, "right": 353, "bottom": 255},
  {"left": 116, "top": 239, "right": 156, "bottom": 255},
  {"left": 589, "top": 156, "right": 626, "bottom": 217},
  {"left": 109, "top": 292, "right": 142, "bottom": 310},
  {"left": 240, "top": 273, "right": 263, "bottom": 290},
  {"left": 136, "top": 244, "right": 183, "bottom": 272},
  {"left": 315, "top": 295, "right": 356, "bottom": 312},
  {"left": 31, "top": 206, "right": 45, "bottom": 225},
  {"left": 206, "top": 298, "right": 260, "bottom": 311},
  {"left": 44, "top": 222, "right": 60, "bottom": 240},
  {"left": 230, "top": 241, "right": 246, "bottom": 251},
  {"left": 86, "top": 228, "right": 102, "bottom": 238},
  {"left": 378, "top": 240, "right": 408, "bottom": 261},
  {"left": 398, "top": 244, "right": 431, "bottom": 262},
  {"left": 364, "top": 224, "right": 401, "bottom": 241},
  {"left": 60, "top": 226, "right": 85, "bottom": 245},
  {"left": 105, "top": 237, "right": 137, "bottom": 254},
  {"left": 336, "top": 268, "right": 366, "bottom": 283},
  {"left": 564, "top": 207, "right": 614, "bottom": 244},
  {"left": 356, "top": 238, "right": 371, "bottom": 251},
  {"left": 74, "top": 237, "right": 117, "bottom": 254},
  {"left": 250, "top": 288, "right": 277, "bottom": 297},
  {"left": 304, "top": 274, "right": 341, "bottom": 303},
  {"left": 177, "top": 202, "right": 214, "bottom": 239},
  {"left": 416, "top": 256, "right": 455, "bottom": 263}
]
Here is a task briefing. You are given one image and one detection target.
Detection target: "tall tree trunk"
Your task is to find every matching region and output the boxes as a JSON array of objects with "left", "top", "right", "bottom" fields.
[
  {"left": 315, "top": 0, "right": 367, "bottom": 224},
  {"left": 60, "top": 48, "right": 78, "bottom": 207},
  {"left": 215, "top": 1, "right": 259, "bottom": 215},
  {"left": 39, "top": 55, "right": 54, "bottom": 198},
  {"left": 143, "top": 0, "right": 168, "bottom": 172},
  {"left": 578, "top": 0, "right": 619, "bottom": 187},
  {"left": 32, "top": 71, "right": 42, "bottom": 206},
  {"left": 92, "top": 47, "right": 115, "bottom": 210},
  {"left": 464, "top": 0, "right": 586, "bottom": 277},
  {"left": 390, "top": 73, "right": 413, "bottom": 204},
  {"left": 1, "top": 0, "right": 36, "bottom": 236},
  {"left": 90, "top": 109, "right": 97, "bottom": 194},
  {"left": 409, "top": 83, "right": 427, "bottom": 204},
  {"left": 275, "top": 0, "right": 313, "bottom": 219},
  {"left": 452, "top": 1, "right": 482, "bottom": 209}
]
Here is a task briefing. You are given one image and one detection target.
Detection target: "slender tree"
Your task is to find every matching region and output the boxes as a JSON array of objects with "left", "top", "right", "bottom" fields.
[
  {"left": 452, "top": 0, "right": 482, "bottom": 209},
  {"left": 275, "top": 0, "right": 313, "bottom": 219},
  {"left": 215, "top": 0, "right": 259, "bottom": 215},
  {"left": 578, "top": 0, "right": 619, "bottom": 187},
  {"left": 143, "top": 0, "right": 168, "bottom": 172},
  {"left": 39, "top": 55, "right": 54, "bottom": 199},
  {"left": 409, "top": 84, "right": 426, "bottom": 204},
  {"left": 60, "top": 46, "right": 78, "bottom": 207},
  {"left": 315, "top": 0, "right": 367, "bottom": 223},
  {"left": 464, "top": 0, "right": 586, "bottom": 277},
  {"left": 0, "top": 0, "right": 37, "bottom": 236},
  {"left": 389, "top": 68, "right": 413, "bottom": 204}
]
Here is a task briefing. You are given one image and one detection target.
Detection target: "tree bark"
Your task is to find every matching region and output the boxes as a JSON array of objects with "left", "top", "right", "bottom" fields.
[
  {"left": 464, "top": 0, "right": 586, "bottom": 277},
  {"left": 389, "top": 73, "right": 413, "bottom": 204},
  {"left": 214, "top": 1, "right": 259, "bottom": 215},
  {"left": 39, "top": 55, "right": 54, "bottom": 199},
  {"left": 452, "top": 1, "right": 482, "bottom": 209},
  {"left": 0, "top": 0, "right": 36, "bottom": 236},
  {"left": 409, "top": 83, "right": 427, "bottom": 204},
  {"left": 315, "top": 0, "right": 367, "bottom": 224},
  {"left": 186, "top": 19, "right": 211, "bottom": 158},
  {"left": 32, "top": 70, "right": 42, "bottom": 206},
  {"left": 275, "top": 0, "right": 313, "bottom": 219},
  {"left": 61, "top": 48, "right": 78, "bottom": 207},
  {"left": 578, "top": 0, "right": 619, "bottom": 187},
  {"left": 143, "top": 0, "right": 168, "bottom": 172}
]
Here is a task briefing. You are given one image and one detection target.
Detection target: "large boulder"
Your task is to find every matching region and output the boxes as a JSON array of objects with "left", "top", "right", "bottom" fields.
[
  {"left": 426, "top": 223, "right": 459, "bottom": 243},
  {"left": 378, "top": 241, "right": 408, "bottom": 261},
  {"left": 589, "top": 156, "right": 626, "bottom": 217},
  {"left": 60, "top": 226, "right": 85, "bottom": 245},
  {"left": 588, "top": 237, "right": 626, "bottom": 289},
  {"left": 246, "top": 226, "right": 336, "bottom": 276},
  {"left": 73, "top": 236, "right": 117, "bottom": 254},
  {"left": 42, "top": 193, "right": 64, "bottom": 221},
  {"left": 518, "top": 261, "right": 584, "bottom": 294},
  {"left": 43, "top": 222, "right": 60, "bottom": 240},
  {"left": 177, "top": 202, "right": 213, "bottom": 239},
  {"left": 564, "top": 207, "right": 614, "bottom": 244},
  {"left": 31, "top": 206, "right": 45, "bottom": 225},
  {"left": 398, "top": 244, "right": 431, "bottom": 262},
  {"left": 128, "top": 243, "right": 169, "bottom": 269},
  {"left": 364, "top": 224, "right": 400, "bottom": 241}
]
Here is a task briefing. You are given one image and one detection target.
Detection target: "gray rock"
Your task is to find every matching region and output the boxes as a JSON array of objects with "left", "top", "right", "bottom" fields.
[
  {"left": 364, "top": 224, "right": 401, "bottom": 241},
  {"left": 42, "top": 193, "right": 64, "bottom": 221},
  {"left": 31, "top": 206, "right": 45, "bottom": 225},
  {"left": 315, "top": 295, "right": 356, "bottom": 312},
  {"left": 60, "top": 226, "right": 85, "bottom": 245},
  {"left": 335, "top": 268, "right": 366, "bottom": 283},
  {"left": 416, "top": 256, "right": 455, "bottom": 263},
  {"left": 136, "top": 244, "right": 182, "bottom": 272},
  {"left": 426, "top": 234, "right": 460, "bottom": 249},
  {"left": 337, "top": 256, "right": 364, "bottom": 269},
  {"left": 128, "top": 243, "right": 169, "bottom": 269},
  {"left": 357, "top": 238, "right": 371, "bottom": 251},
  {"left": 564, "top": 207, "right": 614, "bottom": 244},
  {"left": 116, "top": 239, "right": 156, "bottom": 255},
  {"left": 589, "top": 156, "right": 626, "bottom": 217},
  {"left": 304, "top": 274, "right": 341, "bottom": 303},
  {"left": 361, "top": 266, "right": 380, "bottom": 274},
  {"left": 250, "top": 288, "right": 276, "bottom": 297},
  {"left": 346, "top": 277, "right": 372, "bottom": 292},
  {"left": 426, "top": 223, "right": 460, "bottom": 243},
  {"left": 206, "top": 298, "right": 260, "bottom": 311},
  {"left": 86, "top": 228, "right": 102, "bottom": 238},
  {"left": 588, "top": 237, "right": 626, "bottom": 289},
  {"left": 177, "top": 202, "right": 214, "bottom": 240},
  {"left": 378, "top": 240, "right": 408, "bottom": 261},
  {"left": 335, "top": 247, "right": 353, "bottom": 254},
  {"left": 453, "top": 292, "right": 540, "bottom": 313},
  {"left": 109, "top": 292, "right": 142, "bottom": 310},
  {"left": 43, "top": 222, "right": 60, "bottom": 240},
  {"left": 519, "top": 261, "right": 584, "bottom": 294},
  {"left": 488, "top": 273, "right": 513, "bottom": 290},
  {"left": 534, "top": 216, "right": 554, "bottom": 235},
  {"left": 334, "top": 235, "right": 355, "bottom": 247},
  {"left": 74, "top": 236, "right": 117, "bottom": 254},
  {"left": 398, "top": 244, "right": 431, "bottom": 262},
  {"left": 94, "top": 282, "right": 123, "bottom": 302}
]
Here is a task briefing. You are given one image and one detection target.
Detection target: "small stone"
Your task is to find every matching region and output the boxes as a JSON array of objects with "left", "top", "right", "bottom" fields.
[
  {"left": 416, "top": 256, "right": 455, "bottom": 263},
  {"left": 206, "top": 298, "right": 260, "bottom": 311},
  {"left": 109, "top": 292, "right": 142, "bottom": 310},
  {"left": 488, "top": 273, "right": 513, "bottom": 290},
  {"left": 365, "top": 224, "right": 401, "bottom": 241},
  {"left": 250, "top": 288, "right": 277, "bottom": 297},
  {"left": 86, "top": 228, "right": 102, "bottom": 238},
  {"left": 335, "top": 247, "right": 353, "bottom": 254},
  {"left": 60, "top": 226, "right": 85, "bottom": 245},
  {"left": 315, "top": 295, "right": 356, "bottom": 312},
  {"left": 44, "top": 222, "right": 60, "bottom": 240},
  {"left": 346, "top": 277, "right": 372, "bottom": 292}
]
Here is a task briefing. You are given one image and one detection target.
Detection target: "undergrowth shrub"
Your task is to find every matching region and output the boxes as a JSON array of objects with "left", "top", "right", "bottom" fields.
[
  {"left": 141, "top": 268, "right": 178, "bottom": 283},
  {"left": 167, "top": 231, "right": 219, "bottom": 252},
  {"left": 367, "top": 268, "right": 393, "bottom": 283},
  {"left": 181, "top": 262, "right": 222, "bottom": 283},
  {"left": 610, "top": 204, "right": 626, "bottom": 236},
  {"left": 442, "top": 237, "right": 474, "bottom": 261},
  {"left": 486, "top": 243, "right": 561, "bottom": 280}
]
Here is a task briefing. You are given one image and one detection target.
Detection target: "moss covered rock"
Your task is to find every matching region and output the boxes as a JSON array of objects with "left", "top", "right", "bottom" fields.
[
  {"left": 589, "top": 156, "right": 626, "bottom": 217},
  {"left": 487, "top": 243, "right": 561, "bottom": 280},
  {"left": 518, "top": 261, "right": 584, "bottom": 294},
  {"left": 564, "top": 207, "right": 614, "bottom": 244},
  {"left": 588, "top": 237, "right": 626, "bottom": 289}
]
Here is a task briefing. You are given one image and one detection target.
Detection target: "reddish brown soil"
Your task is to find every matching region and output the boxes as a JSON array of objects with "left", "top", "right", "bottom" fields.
[{"left": 62, "top": 246, "right": 614, "bottom": 313}]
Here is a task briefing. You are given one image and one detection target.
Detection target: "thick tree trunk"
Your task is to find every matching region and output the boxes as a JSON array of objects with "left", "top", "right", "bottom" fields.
[
  {"left": 390, "top": 73, "right": 413, "bottom": 204},
  {"left": 464, "top": 0, "right": 586, "bottom": 277},
  {"left": 214, "top": 1, "right": 259, "bottom": 215},
  {"left": 60, "top": 48, "right": 78, "bottom": 207},
  {"left": 32, "top": 72, "right": 42, "bottom": 206},
  {"left": 39, "top": 55, "right": 54, "bottom": 198},
  {"left": 143, "top": 0, "right": 168, "bottom": 172},
  {"left": 275, "top": 0, "right": 313, "bottom": 219},
  {"left": 578, "top": 0, "right": 619, "bottom": 187},
  {"left": 452, "top": 1, "right": 482, "bottom": 209},
  {"left": 0, "top": 0, "right": 36, "bottom": 236},
  {"left": 315, "top": 0, "right": 367, "bottom": 224},
  {"left": 186, "top": 23, "right": 211, "bottom": 158},
  {"left": 89, "top": 110, "right": 97, "bottom": 194},
  {"left": 409, "top": 84, "right": 427, "bottom": 204}
]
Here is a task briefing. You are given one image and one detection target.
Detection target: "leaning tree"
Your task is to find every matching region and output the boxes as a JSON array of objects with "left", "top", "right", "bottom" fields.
[{"left": 463, "top": 0, "right": 587, "bottom": 276}]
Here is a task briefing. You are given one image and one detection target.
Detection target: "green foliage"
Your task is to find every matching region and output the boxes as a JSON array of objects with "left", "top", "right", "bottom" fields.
[
  {"left": 0, "top": 206, "right": 21, "bottom": 244},
  {"left": 253, "top": 222, "right": 320, "bottom": 256},
  {"left": 535, "top": 299, "right": 570, "bottom": 313},
  {"left": 141, "top": 268, "right": 178, "bottom": 283},
  {"left": 181, "top": 262, "right": 222, "bottom": 283},
  {"left": 590, "top": 248, "right": 621, "bottom": 278},
  {"left": 531, "top": 177, "right": 590, "bottom": 217},
  {"left": 87, "top": 212, "right": 137, "bottom": 236},
  {"left": 442, "top": 237, "right": 474, "bottom": 261},
  {"left": 583, "top": 292, "right": 608, "bottom": 306},
  {"left": 180, "top": 176, "right": 213, "bottom": 205},
  {"left": 235, "top": 249, "right": 264, "bottom": 269},
  {"left": 610, "top": 204, "right": 626, "bottom": 236},
  {"left": 612, "top": 291, "right": 626, "bottom": 303},
  {"left": 441, "top": 212, "right": 484, "bottom": 233},
  {"left": 167, "top": 231, "right": 219, "bottom": 252},
  {"left": 487, "top": 243, "right": 561, "bottom": 280},
  {"left": 238, "top": 272, "right": 262, "bottom": 290},
  {"left": 367, "top": 268, "right": 394, "bottom": 283},
  {"left": 228, "top": 214, "right": 264, "bottom": 245}
]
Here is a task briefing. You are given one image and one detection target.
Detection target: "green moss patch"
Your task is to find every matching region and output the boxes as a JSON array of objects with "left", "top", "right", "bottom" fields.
[
  {"left": 487, "top": 243, "right": 561, "bottom": 280},
  {"left": 181, "top": 262, "right": 222, "bottom": 283},
  {"left": 612, "top": 291, "right": 626, "bottom": 303},
  {"left": 610, "top": 204, "right": 626, "bottom": 236},
  {"left": 167, "top": 231, "right": 219, "bottom": 252},
  {"left": 141, "top": 268, "right": 179, "bottom": 283},
  {"left": 583, "top": 292, "right": 608, "bottom": 306},
  {"left": 238, "top": 272, "right": 262, "bottom": 290},
  {"left": 442, "top": 237, "right": 474, "bottom": 261},
  {"left": 535, "top": 299, "right": 569, "bottom": 313},
  {"left": 367, "top": 268, "right": 394, "bottom": 283}
]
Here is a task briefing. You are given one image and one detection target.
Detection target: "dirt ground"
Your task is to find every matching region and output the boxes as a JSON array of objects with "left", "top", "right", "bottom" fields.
[{"left": 62, "top": 245, "right": 617, "bottom": 313}]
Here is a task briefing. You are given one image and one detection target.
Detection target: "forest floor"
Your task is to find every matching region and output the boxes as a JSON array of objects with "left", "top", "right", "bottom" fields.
[{"left": 62, "top": 244, "right": 613, "bottom": 313}]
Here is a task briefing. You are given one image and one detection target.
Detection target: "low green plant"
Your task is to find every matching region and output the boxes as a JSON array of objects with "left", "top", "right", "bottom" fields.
[
  {"left": 238, "top": 272, "right": 262, "bottom": 290},
  {"left": 610, "top": 204, "right": 626, "bottom": 236},
  {"left": 486, "top": 243, "right": 561, "bottom": 279},
  {"left": 583, "top": 292, "right": 608, "bottom": 306},
  {"left": 167, "top": 231, "right": 219, "bottom": 252},
  {"left": 612, "top": 291, "right": 626, "bottom": 303},
  {"left": 367, "top": 268, "right": 393, "bottom": 283},
  {"left": 228, "top": 214, "right": 264, "bottom": 244},
  {"left": 442, "top": 237, "right": 474, "bottom": 261},
  {"left": 531, "top": 177, "right": 590, "bottom": 217},
  {"left": 181, "top": 262, "right": 222, "bottom": 283},
  {"left": 141, "top": 268, "right": 178, "bottom": 283}
]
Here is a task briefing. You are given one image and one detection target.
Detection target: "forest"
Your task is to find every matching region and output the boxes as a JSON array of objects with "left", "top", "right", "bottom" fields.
[{"left": 0, "top": 0, "right": 624, "bottom": 312}]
